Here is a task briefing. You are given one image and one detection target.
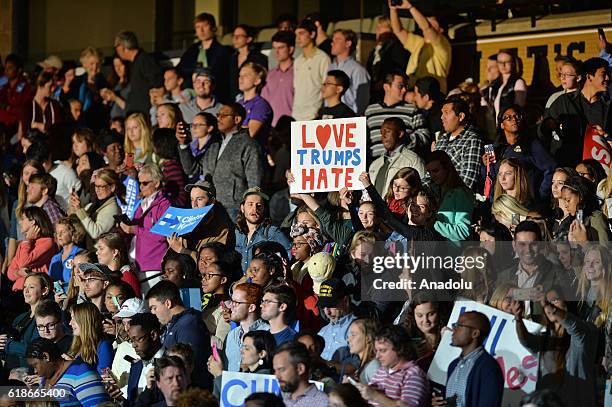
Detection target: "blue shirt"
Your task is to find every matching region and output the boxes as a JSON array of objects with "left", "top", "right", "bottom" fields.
[
  {"left": 235, "top": 225, "right": 291, "bottom": 272},
  {"left": 318, "top": 313, "right": 356, "bottom": 361},
  {"left": 49, "top": 245, "right": 82, "bottom": 282},
  {"left": 446, "top": 346, "right": 485, "bottom": 407},
  {"left": 273, "top": 326, "right": 297, "bottom": 345},
  {"left": 328, "top": 56, "right": 371, "bottom": 115},
  {"left": 96, "top": 339, "right": 115, "bottom": 376},
  {"left": 224, "top": 319, "right": 269, "bottom": 372}
]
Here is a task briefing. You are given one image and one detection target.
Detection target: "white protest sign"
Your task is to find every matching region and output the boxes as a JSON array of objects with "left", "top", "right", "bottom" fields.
[
  {"left": 428, "top": 300, "right": 544, "bottom": 402},
  {"left": 290, "top": 117, "right": 367, "bottom": 193},
  {"left": 220, "top": 371, "right": 324, "bottom": 407}
]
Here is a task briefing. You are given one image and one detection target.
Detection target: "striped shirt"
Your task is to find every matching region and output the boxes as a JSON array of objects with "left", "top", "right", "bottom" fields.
[
  {"left": 51, "top": 358, "right": 110, "bottom": 407},
  {"left": 365, "top": 101, "right": 430, "bottom": 160},
  {"left": 368, "top": 360, "right": 429, "bottom": 407},
  {"left": 160, "top": 159, "right": 187, "bottom": 207}
]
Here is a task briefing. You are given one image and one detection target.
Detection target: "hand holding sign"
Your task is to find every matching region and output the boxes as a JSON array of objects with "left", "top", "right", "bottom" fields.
[{"left": 291, "top": 117, "right": 367, "bottom": 193}]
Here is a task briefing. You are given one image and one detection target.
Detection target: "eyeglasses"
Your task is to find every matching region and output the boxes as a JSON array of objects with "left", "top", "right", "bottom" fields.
[
  {"left": 391, "top": 83, "right": 407, "bottom": 90},
  {"left": 230, "top": 299, "right": 252, "bottom": 306},
  {"left": 559, "top": 73, "right": 577, "bottom": 79},
  {"left": 139, "top": 180, "right": 153, "bottom": 186},
  {"left": 392, "top": 184, "right": 410, "bottom": 192},
  {"left": 577, "top": 171, "right": 590, "bottom": 177},
  {"left": 502, "top": 114, "right": 522, "bottom": 122},
  {"left": 202, "top": 273, "right": 223, "bottom": 280},
  {"left": 261, "top": 299, "right": 280, "bottom": 305},
  {"left": 94, "top": 183, "right": 110, "bottom": 190},
  {"left": 83, "top": 277, "right": 104, "bottom": 284},
  {"left": 452, "top": 322, "right": 478, "bottom": 330},
  {"left": 36, "top": 322, "right": 59, "bottom": 332},
  {"left": 291, "top": 242, "right": 309, "bottom": 248},
  {"left": 128, "top": 333, "right": 149, "bottom": 344}
]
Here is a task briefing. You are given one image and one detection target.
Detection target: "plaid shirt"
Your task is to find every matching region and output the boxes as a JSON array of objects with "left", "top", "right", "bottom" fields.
[
  {"left": 42, "top": 198, "right": 66, "bottom": 226},
  {"left": 445, "top": 346, "right": 485, "bottom": 407},
  {"left": 435, "top": 125, "right": 484, "bottom": 191}
]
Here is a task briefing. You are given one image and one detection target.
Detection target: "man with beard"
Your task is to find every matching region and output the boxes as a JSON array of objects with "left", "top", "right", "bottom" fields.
[
  {"left": 273, "top": 341, "right": 328, "bottom": 406},
  {"left": 179, "top": 68, "right": 221, "bottom": 122},
  {"left": 235, "top": 187, "right": 291, "bottom": 272}
]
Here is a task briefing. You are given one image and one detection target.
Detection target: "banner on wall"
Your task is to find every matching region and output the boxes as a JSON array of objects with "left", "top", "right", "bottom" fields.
[{"left": 290, "top": 117, "right": 367, "bottom": 193}]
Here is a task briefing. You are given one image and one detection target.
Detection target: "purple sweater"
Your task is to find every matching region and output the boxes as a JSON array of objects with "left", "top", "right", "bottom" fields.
[{"left": 133, "top": 193, "right": 171, "bottom": 271}]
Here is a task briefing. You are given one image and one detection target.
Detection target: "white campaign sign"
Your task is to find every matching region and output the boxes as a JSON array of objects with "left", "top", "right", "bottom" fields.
[
  {"left": 290, "top": 117, "right": 367, "bottom": 193},
  {"left": 428, "top": 300, "right": 544, "bottom": 405},
  {"left": 220, "top": 371, "right": 323, "bottom": 407}
]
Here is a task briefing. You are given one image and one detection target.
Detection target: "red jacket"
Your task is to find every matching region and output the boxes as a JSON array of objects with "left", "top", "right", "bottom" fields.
[{"left": 8, "top": 237, "right": 57, "bottom": 291}]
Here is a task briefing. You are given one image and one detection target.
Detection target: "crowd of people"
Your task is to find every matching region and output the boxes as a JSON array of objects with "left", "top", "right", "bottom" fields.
[{"left": 0, "top": 0, "right": 611, "bottom": 406}]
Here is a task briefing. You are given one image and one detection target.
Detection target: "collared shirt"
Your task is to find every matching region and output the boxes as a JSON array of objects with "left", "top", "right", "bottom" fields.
[
  {"left": 42, "top": 197, "right": 66, "bottom": 225},
  {"left": 434, "top": 125, "right": 484, "bottom": 191},
  {"left": 235, "top": 225, "right": 292, "bottom": 272},
  {"left": 368, "top": 360, "right": 429, "bottom": 407},
  {"left": 217, "top": 130, "right": 236, "bottom": 159},
  {"left": 261, "top": 62, "right": 294, "bottom": 126},
  {"left": 364, "top": 101, "right": 429, "bottom": 159},
  {"left": 140, "top": 191, "right": 159, "bottom": 213},
  {"left": 137, "top": 347, "right": 165, "bottom": 393},
  {"left": 224, "top": 319, "right": 270, "bottom": 372},
  {"left": 446, "top": 346, "right": 485, "bottom": 407},
  {"left": 328, "top": 56, "right": 371, "bottom": 115},
  {"left": 516, "top": 263, "right": 539, "bottom": 288},
  {"left": 292, "top": 48, "right": 330, "bottom": 121},
  {"left": 282, "top": 384, "right": 328, "bottom": 407},
  {"left": 179, "top": 97, "right": 222, "bottom": 123},
  {"left": 318, "top": 313, "right": 356, "bottom": 360},
  {"left": 239, "top": 94, "right": 273, "bottom": 147}
]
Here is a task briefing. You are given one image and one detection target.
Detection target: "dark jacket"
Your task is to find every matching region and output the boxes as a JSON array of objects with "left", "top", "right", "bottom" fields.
[
  {"left": 228, "top": 49, "right": 268, "bottom": 101},
  {"left": 178, "top": 129, "right": 264, "bottom": 211},
  {"left": 447, "top": 350, "right": 504, "bottom": 407},
  {"left": 126, "top": 50, "right": 164, "bottom": 115},
  {"left": 126, "top": 359, "right": 163, "bottom": 407},
  {"left": 366, "top": 34, "right": 410, "bottom": 103},
  {"left": 490, "top": 74, "right": 524, "bottom": 120},
  {"left": 4, "top": 311, "right": 38, "bottom": 369},
  {"left": 162, "top": 307, "right": 212, "bottom": 389},
  {"left": 177, "top": 39, "right": 232, "bottom": 103},
  {"left": 542, "top": 90, "right": 612, "bottom": 166}
]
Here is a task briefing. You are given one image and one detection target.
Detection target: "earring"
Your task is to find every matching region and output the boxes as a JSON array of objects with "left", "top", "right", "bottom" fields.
[{"left": 258, "top": 358, "right": 264, "bottom": 366}]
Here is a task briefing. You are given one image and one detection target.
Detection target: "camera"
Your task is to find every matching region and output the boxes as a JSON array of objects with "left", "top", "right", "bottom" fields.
[{"left": 390, "top": 0, "right": 404, "bottom": 6}]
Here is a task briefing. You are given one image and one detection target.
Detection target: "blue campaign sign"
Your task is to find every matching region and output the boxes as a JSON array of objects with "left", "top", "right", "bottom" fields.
[
  {"left": 180, "top": 288, "right": 202, "bottom": 311},
  {"left": 118, "top": 176, "right": 140, "bottom": 218},
  {"left": 150, "top": 205, "right": 213, "bottom": 237}
]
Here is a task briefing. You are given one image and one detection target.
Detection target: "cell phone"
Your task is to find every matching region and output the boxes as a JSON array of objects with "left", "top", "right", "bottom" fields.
[
  {"left": 576, "top": 209, "right": 584, "bottom": 224},
  {"left": 484, "top": 144, "right": 496, "bottom": 162},
  {"left": 390, "top": 0, "right": 404, "bottom": 6},
  {"left": 183, "top": 122, "right": 192, "bottom": 137},
  {"left": 347, "top": 376, "right": 358, "bottom": 386},
  {"left": 598, "top": 28, "right": 606, "bottom": 41},
  {"left": 125, "top": 153, "right": 134, "bottom": 168},
  {"left": 124, "top": 355, "right": 137, "bottom": 364},
  {"left": 212, "top": 342, "right": 221, "bottom": 362},
  {"left": 512, "top": 213, "right": 521, "bottom": 226},
  {"left": 54, "top": 281, "right": 66, "bottom": 295},
  {"left": 511, "top": 286, "right": 542, "bottom": 302}
]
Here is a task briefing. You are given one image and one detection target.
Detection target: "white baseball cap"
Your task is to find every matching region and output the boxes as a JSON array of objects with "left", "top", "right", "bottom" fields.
[{"left": 114, "top": 298, "right": 148, "bottom": 318}]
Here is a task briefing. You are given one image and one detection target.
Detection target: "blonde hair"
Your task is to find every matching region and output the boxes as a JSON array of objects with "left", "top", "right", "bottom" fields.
[
  {"left": 577, "top": 245, "right": 612, "bottom": 327},
  {"left": 157, "top": 103, "right": 180, "bottom": 129},
  {"left": 350, "top": 318, "right": 379, "bottom": 370},
  {"left": 57, "top": 216, "right": 87, "bottom": 247},
  {"left": 349, "top": 231, "right": 377, "bottom": 254},
  {"left": 493, "top": 158, "right": 532, "bottom": 205},
  {"left": 16, "top": 160, "right": 46, "bottom": 218},
  {"left": 125, "top": 113, "right": 152, "bottom": 162},
  {"left": 79, "top": 47, "right": 102, "bottom": 66},
  {"left": 65, "top": 250, "right": 96, "bottom": 309},
  {"left": 491, "top": 194, "right": 529, "bottom": 227},
  {"left": 241, "top": 62, "right": 267, "bottom": 93},
  {"left": 68, "top": 302, "right": 104, "bottom": 366},
  {"left": 488, "top": 282, "right": 517, "bottom": 311},
  {"left": 376, "top": 16, "right": 391, "bottom": 29},
  {"left": 600, "top": 171, "right": 612, "bottom": 217}
]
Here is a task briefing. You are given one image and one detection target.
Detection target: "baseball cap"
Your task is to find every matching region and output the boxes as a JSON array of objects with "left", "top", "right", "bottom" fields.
[
  {"left": 79, "top": 263, "right": 114, "bottom": 280},
  {"left": 184, "top": 178, "right": 216, "bottom": 198},
  {"left": 194, "top": 67, "right": 215, "bottom": 83},
  {"left": 242, "top": 186, "right": 269, "bottom": 202},
  {"left": 307, "top": 253, "right": 335, "bottom": 294},
  {"left": 317, "top": 278, "right": 348, "bottom": 308},
  {"left": 38, "top": 55, "right": 63, "bottom": 71},
  {"left": 114, "top": 298, "right": 149, "bottom": 318}
]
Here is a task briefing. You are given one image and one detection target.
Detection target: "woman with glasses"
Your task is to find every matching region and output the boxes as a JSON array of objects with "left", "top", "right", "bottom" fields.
[
  {"left": 175, "top": 112, "right": 220, "bottom": 183},
  {"left": 482, "top": 105, "right": 556, "bottom": 204},
  {"left": 0, "top": 272, "right": 53, "bottom": 369},
  {"left": 68, "top": 302, "right": 115, "bottom": 375},
  {"left": 119, "top": 163, "right": 171, "bottom": 273},
  {"left": 200, "top": 256, "right": 232, "bottom": 350},
  {"left": 490, "top": 49, "right": 527, "bottom": 123},
  {"left": 69, "top": 168, "right": 125, "bottom": 248},
  {"left": 545, "top": 60, "right": 582, "bottom": 109}
]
